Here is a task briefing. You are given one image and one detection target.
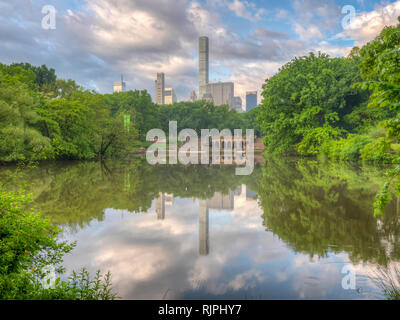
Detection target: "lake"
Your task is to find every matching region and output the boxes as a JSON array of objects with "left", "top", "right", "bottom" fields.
[{"left": 3, "top": 158, "right": 400, "bottom": 299}]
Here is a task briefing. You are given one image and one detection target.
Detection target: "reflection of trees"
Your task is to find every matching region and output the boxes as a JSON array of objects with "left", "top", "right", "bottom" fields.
[
  {"left": 6, "top": 160, "right": 260, "bottom": 229},
  {"left": 258, "top": 158, "right": 400, "bottom": 265}
]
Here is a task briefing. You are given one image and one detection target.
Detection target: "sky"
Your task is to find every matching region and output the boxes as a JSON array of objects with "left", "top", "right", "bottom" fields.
[{"left": 1, "top": 0, "right": 400, "bottom": 103}]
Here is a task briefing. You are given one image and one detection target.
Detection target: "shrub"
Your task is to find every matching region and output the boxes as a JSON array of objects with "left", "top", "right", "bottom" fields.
[
  {"left": 319, "top": 134, "right": 372, "bottom": 161},
  {"left": 0, "top": 169, "right": 117, "bottom": 300},
  {"left": 360, "top": 138, "right": 395, "bottom": 163}
]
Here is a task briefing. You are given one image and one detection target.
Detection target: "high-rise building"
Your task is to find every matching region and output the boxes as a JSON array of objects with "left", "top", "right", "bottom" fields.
[
  {"left": 233, "top": 96, "right": 242, "bottom": 113},
  {"left": 155, "top": 193, "right": 165, "bottom": 220},
  {"left": 113, "top": 75, "right": 126, "bottom": 93},
  {"left": 155, "top": 73, "right": 165, "bottom": 104},
  {"left": 201, "top": 82, "right": 234, "bottom": 110},
  {"left": 199, "top": 36, "right": 209, "bottom": 99},
  {"left": 164, "top": 88, "right": 177, "bottom": 104},
  {"left": 189, "top": 90, "right": 197, "bottom": 102},
  {"left": 206, "top": 192, "right": 234, "bottom": 210},
  {"left": 198, "top": 200, "right": 209, "bottom": 256},
  {"left": 246, "top": 91, "right": 257, "bottom": 112}
]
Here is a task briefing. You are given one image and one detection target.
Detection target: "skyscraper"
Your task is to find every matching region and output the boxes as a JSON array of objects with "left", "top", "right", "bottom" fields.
[
  {"left": 201, "top": 82, "right": 234, "bottom": 110},
  {"left": 113, "top": 75, "right": 126, "bottom": 93},
  {"left": 189, "top": 90, "right": 197, "bottom": 102},
  {"left": 199, "top": 36, "right": 209, "bottom": 100},
  {"left": 198, "top": 200, "right": 209, "bottom": 256},
  {"left": 233, "top": 96, "right": 242, "bottom": 113},
  {"left": 246, "top": 91, "right": 257, "bottom": 112},
  {"left": 155, "top": 73, "right": 165, "bottom": 104},
  {"left": 164, "top": 88, "right": 177, "bottom": 104}
]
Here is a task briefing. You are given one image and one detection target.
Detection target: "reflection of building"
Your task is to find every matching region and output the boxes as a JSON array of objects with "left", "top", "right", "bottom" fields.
[
  {"left": 246, "top": 91, "right": 257, "bottom": 112},
  {"left": 113, "top": 75, "right": 126, "bottom": 93},
  {"left": 155, "top": 193, "right": 165, "bottom": 220},
  {"left": 234, "top": 185, "right": 242, "bottom": 196},
  {"left": 245, "top": 187, "right": 257, "bottom": 200},
  {"left": 199, "top": 200, "right": 209, "bottom": 256},
  {"left": 155, "top": 73, "right": 165, "bottom": 105},
  {"left": 200, "top": 82, "right": 234, "bottom": 110},
  {"left": 164, "top": 88, "right": 177, "bottom": 104},
  {"left": 199, "top": 36, "right": 209, "bottom": 100},
  {"left": 196, "top": 187, "right": 257, "bottom": 256},
  {"left": 206, "top": 192, "right": 234, "bottom": 210},
  {"left": 165, "top": 193, "right": 174, "bottom": 206},
  {"left": 155, "top": 193, "right": 174, "bottom": 220}
]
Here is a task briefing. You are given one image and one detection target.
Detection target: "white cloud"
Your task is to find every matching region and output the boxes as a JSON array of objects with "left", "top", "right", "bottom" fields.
[
  {"left": 294, "top": 23, "right": 324, "bottom": 39},
  {"left": 335, "top": 0, "right": 400, "bottom": 46},
  {"left": 226, "top": 0, "right": 267, "bottom": 21}
]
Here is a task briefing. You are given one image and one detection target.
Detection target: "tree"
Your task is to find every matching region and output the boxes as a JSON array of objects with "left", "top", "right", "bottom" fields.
[
  {"left": 355, "top": 17, "right": 400, "bottom": 215},
  {"left": 0, "top": 66, "right": 53, "bottom": 162},
  {"left": 0, "top": 169, "right": 117, "bottom": 299},
  {"left": 11, "top": 63, "right": 56, "bottom": 90},
  {"left": 257, "top": 52, "right": 368, "bottom": 155}
]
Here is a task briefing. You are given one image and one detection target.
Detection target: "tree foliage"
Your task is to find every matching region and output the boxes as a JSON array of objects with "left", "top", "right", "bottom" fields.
[{"left": 257, "top": 52, "right": 369, "bottom": 154}]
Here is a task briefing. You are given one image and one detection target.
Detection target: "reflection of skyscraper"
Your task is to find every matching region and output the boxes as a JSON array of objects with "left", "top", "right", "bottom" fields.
[
  {"left": 199, "top": 36, "right": 209, "bottom": 100},
  {"left": 155, "top": 193, "right": 165, "bottom": 220},
  {"left": 245, "top": 186, "right": 257, "bottom": 200},
  {"left": 165, "top": 193, "right": 174, "bottom": 206},
  {"left": 234, "top": 185, "right": 242, "bottom": 196},
  {"left": 206, "top": 192, "right": 234, "bottom": 210},
  {"left": 199, "top": 200, "right": 209, "bottom": 256}
]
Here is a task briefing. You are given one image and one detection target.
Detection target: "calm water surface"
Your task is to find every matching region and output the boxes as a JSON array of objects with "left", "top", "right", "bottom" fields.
[{"left": 4, "top": 158, "right": 400, "bottom": 299}]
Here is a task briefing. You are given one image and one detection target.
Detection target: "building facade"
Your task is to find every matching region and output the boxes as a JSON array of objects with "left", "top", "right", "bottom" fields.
[
  {"left": 201, "top": 82, "right": 234, "bottom": 110},
  {"left": 189, "top": 90, "right": 197, "bottom": 102},
  {"left": 246, "top": 91, "right": 257, "bottom": 112},
  {"left": 113, "top": 75, "right": 126, "bottom": 93},
  {"left": 164, "top": 88, "right": 177, "bottom": 104},
  {"left": 199, "top": 36, "right": 209, "bottom": 100},
  {"left": 155, "top": 72, "right": 165, "bottom": 104},
  {"left": 233, "top": 96, "right": 242, "bottom": 113}
]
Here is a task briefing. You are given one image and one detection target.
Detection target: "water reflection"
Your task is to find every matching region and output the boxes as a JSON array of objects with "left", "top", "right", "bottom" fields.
[{"left": 2, "top": 158, "right": 400, "bottom": 299}]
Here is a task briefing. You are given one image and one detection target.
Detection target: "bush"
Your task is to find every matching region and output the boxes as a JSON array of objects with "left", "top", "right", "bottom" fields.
[
  {"left": 319, "top": 134, "right": 372, "bottom": 161},
  {"left": 0, "top": 169, "right": 117, "bottom": 300},
  {"left": 360, "top": 138, "right": 395, "bottom": 163}
]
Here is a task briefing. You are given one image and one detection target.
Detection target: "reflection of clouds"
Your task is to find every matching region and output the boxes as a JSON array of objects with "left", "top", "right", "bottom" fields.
[
  {"left": 59, "top": 186, "right": 388, "bottom": 299},
  {"left": 228, "top": 270, "right": 265, "bottom": 291},
  {"left": 289, "top": 255, "right": 340, "bottom": 299}
]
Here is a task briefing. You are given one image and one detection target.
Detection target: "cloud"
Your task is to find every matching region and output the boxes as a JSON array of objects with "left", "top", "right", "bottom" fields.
[
  {"left": 225, "top": 0, "right": 267, "bottom": 21},
  {"left": 335, "top": 0, "right": 400, "bottom": 46},
  {"left": 294, "top": 23, "right": 324, "bottom": 40},
  {"left": 1, "top": 0, "right": 395, "bottom": 104}
]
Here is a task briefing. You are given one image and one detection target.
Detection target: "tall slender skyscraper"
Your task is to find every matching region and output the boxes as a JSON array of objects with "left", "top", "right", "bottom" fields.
[
  {"left": 155, "top": 72, "right": 165, "bottom": 104},
  {"left": 199, "top": 36, "right": 209, "bottom": 100}
]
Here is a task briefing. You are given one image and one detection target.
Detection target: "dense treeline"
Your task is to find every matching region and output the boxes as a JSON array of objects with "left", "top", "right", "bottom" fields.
[
  {"left": 0, "top": 63, "right": 259, "bottom": 162},
  {"left": 257, "top": 18, "right": 400, "bottom": 163}
]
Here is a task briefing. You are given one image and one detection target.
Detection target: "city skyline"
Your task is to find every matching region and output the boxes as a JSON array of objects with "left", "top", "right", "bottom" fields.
[{"left": 2, "top": 0, "right": 400, "bottom": 103}]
